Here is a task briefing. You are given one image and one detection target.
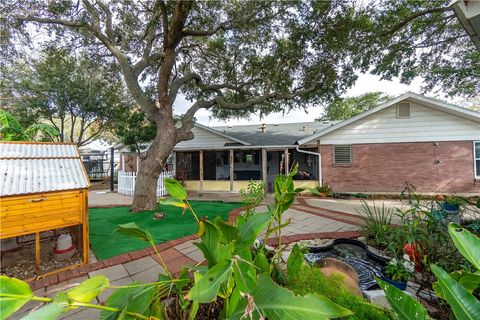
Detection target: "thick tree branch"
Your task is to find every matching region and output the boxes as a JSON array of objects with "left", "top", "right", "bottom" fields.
[
  {"left": 378, "top": 6, "right": 452, "bottom": 37},
  {"left": 95, "top": 0, "right": 115, "bottom": 41},
  {"left": 182, "top": 20, "right": 231, "bottom": 37}
]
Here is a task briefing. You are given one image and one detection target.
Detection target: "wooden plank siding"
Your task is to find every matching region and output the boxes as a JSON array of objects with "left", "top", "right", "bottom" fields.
[
  {"left": 318, "top": 102, "right": 480, "bottom": 145},
  {"left": 0, "top": 189, "right": 85, "bottom": 239},
  {"left": 175, "top": 126, "right": 237, "bottom": 149}
]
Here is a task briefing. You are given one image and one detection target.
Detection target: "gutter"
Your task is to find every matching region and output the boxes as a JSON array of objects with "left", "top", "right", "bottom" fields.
[{"left": 295, "top": 146, "right": 322, "bottom": 187}]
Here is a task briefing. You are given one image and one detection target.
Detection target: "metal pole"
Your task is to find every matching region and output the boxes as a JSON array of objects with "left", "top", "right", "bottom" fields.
[{"left": 110, "top": 147, "right": 114, "bottom": 192}]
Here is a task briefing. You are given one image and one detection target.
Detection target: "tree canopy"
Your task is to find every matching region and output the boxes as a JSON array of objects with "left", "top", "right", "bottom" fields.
[
  {"left": 3, "top": 48, "right": 133, "bottom": 146},
  {"left": 319, "top": 92, "right": 392, "bottom": 121}
]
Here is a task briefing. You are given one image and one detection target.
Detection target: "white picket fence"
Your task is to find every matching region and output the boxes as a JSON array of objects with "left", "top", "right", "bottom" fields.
[{"left": 117, "top": 170, "right": 175, "bottom": 196}]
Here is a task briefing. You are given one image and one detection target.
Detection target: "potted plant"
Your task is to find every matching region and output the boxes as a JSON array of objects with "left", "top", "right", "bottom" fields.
[
  {"left": 441, "top": 196, "right": 464, "bottom": 224},
  {"left": 381, "top": 254, "right": 415, "bottom": 290}
]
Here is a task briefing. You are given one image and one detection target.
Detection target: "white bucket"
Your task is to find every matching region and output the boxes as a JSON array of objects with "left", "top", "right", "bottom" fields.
[{"left": 56, "top": 234, "right": 73, "bottom": 251}]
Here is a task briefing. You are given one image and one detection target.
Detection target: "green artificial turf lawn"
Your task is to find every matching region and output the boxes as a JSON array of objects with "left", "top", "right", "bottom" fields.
[{"left": 89, "top": 201, "right": 242, "bottom": 260}]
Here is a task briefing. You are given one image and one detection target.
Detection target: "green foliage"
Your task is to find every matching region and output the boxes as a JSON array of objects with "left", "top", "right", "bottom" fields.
[
  {"left": 376, "top": 278, "right": 428, "bottom": 320},
  {"left": 384, "top": 256, "right": 415, "bottom": 282},
  {"left": 448, "top": 223, "right": 480, "bottom": 270},
  {"left": 306, "top": 184, "right": 334, "bottom": 197},
  {"left": 359, "top": 201, "right": 394, "bottom": 248},
  {"left": 0, "top": 275, "right": 33, "bottom": 320},
  {"left": 380, "top": 223, "right": 480, "bottom": 320},
  {"left": 115, "top": 222, "right": 155, "bottom": 244},
  {"left": 240, "top": 180, "right": 266, "bottom": 217},
  {"left": 164, "top": 178, "right": 188, "bottom": 201},
  {"left": 431, "top": 264, "right": 480, "bottom": 320},
  {"left": 319, "top": 92, "right": 391, "bottom": 121},
  {"left": 67, "top": 275, "right": 110, "bottom": 303},
  {"left": 230, "top": 275, "right": 353, "bottom": 320},
  {"left": 100, "top": 285, "right": 157, "bottom": 320},
  {"left": 0, "top": 109, "right": 59, "bottom": 142},
  {"left": 23, "top": 293, "right": 69, "bottom": 320},
  {"left": 286, "top": 245, "right": 393, "bottom": 320},
  {"left": 4, "top": 48, "right": 133, "bottom": 146}
]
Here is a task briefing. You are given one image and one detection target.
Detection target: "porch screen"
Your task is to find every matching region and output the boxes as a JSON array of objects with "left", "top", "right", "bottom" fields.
[{"left": 176, "top": 151, "right": 200, "bottom": 180}]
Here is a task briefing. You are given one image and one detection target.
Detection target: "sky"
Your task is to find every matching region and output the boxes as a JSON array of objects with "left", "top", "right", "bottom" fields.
[{"left": 172, "top": 73, "right": 436, "bottom": 127}]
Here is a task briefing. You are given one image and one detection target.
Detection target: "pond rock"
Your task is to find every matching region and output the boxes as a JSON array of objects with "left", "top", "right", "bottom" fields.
[{"left": 315, "top": 257, "right": 362, "bottom": 297}]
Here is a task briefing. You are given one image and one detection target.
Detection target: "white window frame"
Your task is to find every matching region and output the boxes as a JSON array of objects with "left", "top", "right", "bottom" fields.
[
  {"left": 333, "top": 145, "right": 352, "bottom": 165},
  {"left": 396, "top": 102, "right": 411, "bottom": 119},
  {"left": 474, "top": 141, "right": 480, "bottom": 178}
]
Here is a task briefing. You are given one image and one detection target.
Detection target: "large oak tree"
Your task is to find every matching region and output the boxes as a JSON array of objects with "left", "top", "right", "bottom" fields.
[{"left": 6, "top": 0, "right": 478, "bottom": 211}]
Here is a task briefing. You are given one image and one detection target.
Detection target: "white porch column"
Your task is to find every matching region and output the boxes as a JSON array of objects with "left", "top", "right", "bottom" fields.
[
  {"left": 284, "top": 148, "right": 289, "bottom": 174},
  {"left": 262, "top": 148, "right": 267, "bottom": 191},
  {"left": 229, "top": 149, "right": 234, "bottom": 192}
]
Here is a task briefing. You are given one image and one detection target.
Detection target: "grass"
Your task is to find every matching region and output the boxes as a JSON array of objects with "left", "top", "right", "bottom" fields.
[{"left": 89, "top": 201, "right": 242, "bottom": 260}]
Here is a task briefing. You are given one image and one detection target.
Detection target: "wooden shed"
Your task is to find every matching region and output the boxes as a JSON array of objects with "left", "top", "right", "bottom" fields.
[{"left": 0, "top": 141, "right": 91, "bottom": 276}]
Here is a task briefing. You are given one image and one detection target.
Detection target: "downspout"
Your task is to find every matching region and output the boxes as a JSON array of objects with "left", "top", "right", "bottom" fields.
[{"left": 295, "top": 146, "right": 322, "bottom": 187}]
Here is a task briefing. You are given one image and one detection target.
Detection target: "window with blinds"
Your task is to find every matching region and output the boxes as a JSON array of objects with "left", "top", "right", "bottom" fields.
[
  {"left": 397, "top": 102, "right": 411, "bottom": 118},
  {"left": 333, "top": 145, "right": 352, "bottom": 164}
]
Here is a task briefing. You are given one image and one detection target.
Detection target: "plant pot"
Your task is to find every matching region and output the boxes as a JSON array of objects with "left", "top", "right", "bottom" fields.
[
  {"left": 442, "top": 202, "right": 459, "bottom": 213},
  {"left": 381, "top": 271, "right": 407, "bottom": 291}
]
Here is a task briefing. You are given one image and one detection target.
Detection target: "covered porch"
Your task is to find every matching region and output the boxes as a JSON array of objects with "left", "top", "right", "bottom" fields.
[{"left": 174, "top": 146, "right": 321, "bottom": 193}]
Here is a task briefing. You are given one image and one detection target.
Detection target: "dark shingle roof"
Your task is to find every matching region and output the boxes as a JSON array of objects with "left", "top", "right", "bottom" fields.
[{"left": 212, "top": 121, "right": 339, "bottom": 146}]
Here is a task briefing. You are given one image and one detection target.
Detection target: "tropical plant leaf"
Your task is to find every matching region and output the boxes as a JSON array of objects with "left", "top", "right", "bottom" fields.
[
  {"left": 100, "top": 284, "right": 156, "bottom": 320},
  {"left": 22, "top": 292, "right": 69, "bottom": 320},
  {"left": 188, "top": 259, "right": 233, "bottom": 303},
  {"left": 0, "top": 109, "right": 26, "bottom": 141},
  {"left": 376, "top": 278, "right": 428, "bottom": 320},
  {"left": 158, "top": 197, "right": 186, "bottom": 209},
  {"left": 24, "top": 123, "right": 59, "bottom": 140},
  {"left": 230, "top": 274, "right": 352, "bottom": 320},
  {"left": 0, "top": 276, "right": 33, "bottom": 320},
  {"left": 448, "top": 223, "right": 480, "bottom": 270},
  {"left": 67, "top": 275, "right": 109, "bottom": 303},
  {"left": 164, "top": 178, "right": 187, "bottom": 200},
  {"left": 236, "top": 212, "right": 271, "bottom": 248},
  {"left": 253, "top": 251, "right": 270, "bottom": 274},
  {"left": 214, "top": 216, "right": 239, "bottom": 244},
  {"left": 431, "top": 264, "right": 480, "bottom": 320},
  {"left": 115, "top": 222, "right": 154, "bottom": 244}
]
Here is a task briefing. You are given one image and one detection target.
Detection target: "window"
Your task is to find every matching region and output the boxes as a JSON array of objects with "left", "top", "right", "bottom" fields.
[
  {"left": 475, "top": 141, "right": 480, "bottom": 178},
  {"left": 333, "top": 145, "right": 352, "bottom": 164},
  {"left": 397, "top": 102, "right": 411, "bottom": 118}
]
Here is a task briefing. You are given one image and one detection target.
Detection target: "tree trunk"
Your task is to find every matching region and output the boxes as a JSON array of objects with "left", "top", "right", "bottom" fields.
[{"left": 131, "top": 121, "right": 177, "bottom": 212}]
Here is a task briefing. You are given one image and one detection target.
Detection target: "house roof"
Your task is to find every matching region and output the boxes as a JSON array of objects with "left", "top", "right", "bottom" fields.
[
  {"left": 0, "top": 142, "right": 90, "bottom": 197},
  {"left": 451, "top": 0, "right": 480, "bottom": 50},
  {"left": 297, "top": 92, "right": 480, "bottom": 145},
  {"left": 212, "top": 121, "right": 338, "bottom": 147}
]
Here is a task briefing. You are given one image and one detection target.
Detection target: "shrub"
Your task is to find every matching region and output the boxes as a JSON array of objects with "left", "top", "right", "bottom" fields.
[{"left": 358, "top": 201, "right": 394, "bottom": 248}]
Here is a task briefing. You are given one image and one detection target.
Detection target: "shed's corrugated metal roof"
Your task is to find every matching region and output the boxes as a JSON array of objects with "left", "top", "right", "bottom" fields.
[
  {"left": 0, "top": 143, "right": 79, "bottom": 158},
  {"left": 0, "top": 143, "right": 89, "bottom": 196}
]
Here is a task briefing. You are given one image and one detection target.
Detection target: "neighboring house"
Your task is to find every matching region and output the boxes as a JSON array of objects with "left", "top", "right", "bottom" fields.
[{"left": 119, "top": 92, "right": 480, "bottom": 195}]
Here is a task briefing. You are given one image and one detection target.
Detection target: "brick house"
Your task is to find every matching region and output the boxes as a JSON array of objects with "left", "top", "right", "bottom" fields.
[{"left": 118, "top": 92, "right": 480, "bottom": 195}]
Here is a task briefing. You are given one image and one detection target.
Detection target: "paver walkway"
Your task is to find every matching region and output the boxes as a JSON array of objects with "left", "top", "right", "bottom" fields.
[{"left": 16, "top": 195, "right": 367, "bottom": 319}]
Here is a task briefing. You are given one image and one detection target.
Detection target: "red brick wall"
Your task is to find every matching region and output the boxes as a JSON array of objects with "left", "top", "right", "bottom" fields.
[{"left": 321, "top": 141, "right": 480, "bottom": 194}]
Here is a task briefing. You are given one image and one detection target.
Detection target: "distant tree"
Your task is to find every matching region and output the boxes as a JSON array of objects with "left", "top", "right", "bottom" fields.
[
  {"left": 5, "top": 48, "right": 132, "bottom": 146},
  {"left": 319, "top": 92, "right": 392, "bottom": 121},
  {"left": 8, "top": 0, "right": 478, "bottom": 211},
  {"left": 0, "top": 109, "right": 59, "bottom": 141}
]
